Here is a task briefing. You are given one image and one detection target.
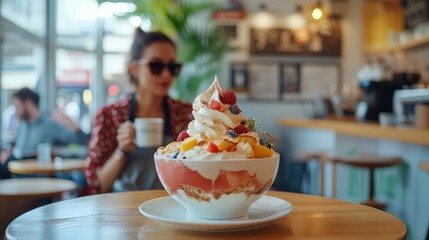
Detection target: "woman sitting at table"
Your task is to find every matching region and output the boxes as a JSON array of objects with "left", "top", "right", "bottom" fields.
[{"left": 85, "top": 29, "right": 193, "bottom": 194}]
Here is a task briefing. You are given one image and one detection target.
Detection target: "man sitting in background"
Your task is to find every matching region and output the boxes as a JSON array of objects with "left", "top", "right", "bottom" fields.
[{"left": 0, "top": 88, "right": 84, "bottom": 179}]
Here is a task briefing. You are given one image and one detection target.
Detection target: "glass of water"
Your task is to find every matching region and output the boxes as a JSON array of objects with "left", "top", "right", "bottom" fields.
[{"left": 37, "top": 143, "right": 52, "bottom": 164}]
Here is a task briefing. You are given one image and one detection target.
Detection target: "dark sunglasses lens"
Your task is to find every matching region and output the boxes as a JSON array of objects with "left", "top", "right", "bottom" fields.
[
  {"left": 168, "top": 63, "right": 182, "bottom": 76},
  {"left": 148, "top": 62, "right": 164, "bottom": 75}
]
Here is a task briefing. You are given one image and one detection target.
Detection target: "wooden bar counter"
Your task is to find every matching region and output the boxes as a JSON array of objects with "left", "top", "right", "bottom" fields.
[
  {"left": 277, "top": 118, "right": 429, "bottom": 146},
  {"left": 276, "top": 117, "right": 429, "bottom": 240}
]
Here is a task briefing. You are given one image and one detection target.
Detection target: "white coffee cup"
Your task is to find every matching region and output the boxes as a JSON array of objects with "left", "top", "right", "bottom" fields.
[
  {"left": 134, "top": 118, "right": 164, "bottom": 147},
  {"left": 37, "top": 143, "right": 52, "bottom": 164}
]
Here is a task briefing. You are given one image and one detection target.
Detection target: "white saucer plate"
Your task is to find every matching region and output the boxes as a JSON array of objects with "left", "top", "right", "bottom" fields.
[{"left": 139, "top": 195, "right": 292, "bottom": 232}]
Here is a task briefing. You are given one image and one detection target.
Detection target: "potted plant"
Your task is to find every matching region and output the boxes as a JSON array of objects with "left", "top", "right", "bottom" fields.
[{"left": 126, "top": 0, "right": 230, "bottom": 102}]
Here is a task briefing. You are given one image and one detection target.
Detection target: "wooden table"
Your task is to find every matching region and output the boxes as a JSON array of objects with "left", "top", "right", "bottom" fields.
[
  {"left": 8, "top": 159, "right": 86, "bottom": 175},
  {"left": 0, "top": 178, "right": 77, "bottom": 236},
  {"left": 5, "top": 190, "right": 407, "bottom": 240},
  {"left": 0, "top": 178, "right": 77, "bottom": 198}
]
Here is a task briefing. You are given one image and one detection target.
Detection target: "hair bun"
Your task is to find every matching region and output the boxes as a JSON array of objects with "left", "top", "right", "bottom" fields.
[{"left": 135, "top": 27, "right": 145, "bottom": 36}]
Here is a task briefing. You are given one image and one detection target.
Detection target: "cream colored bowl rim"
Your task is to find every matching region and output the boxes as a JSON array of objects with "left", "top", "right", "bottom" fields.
[{"left": 154, "top": 153, "right": 280, "bottom": 162}]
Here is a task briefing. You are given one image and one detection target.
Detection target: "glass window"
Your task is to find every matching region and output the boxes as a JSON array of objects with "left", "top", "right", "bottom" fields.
[
  {"left": 1, "top": 0, "right": 46, "bottom": 37},
  {"left": 1, "top": 29, "right": 44, "bottom": 147},
  {"left": 55, "top": 0, "right": 98, "bottom": 134},
  {"left": 103, "top": 35, "right": 133, "bottom": 53},
  {"left": 56, "top": 0, "right": 97, "bottom": 50},
  {"left": 102, "top": 15, "right": 135, "bottom": 104},
  {"left": 56, "top": 49, "right": 95, "bottom": 134},
  {"left": 103, "top": 53, "right": 129, "bottom": 104}
]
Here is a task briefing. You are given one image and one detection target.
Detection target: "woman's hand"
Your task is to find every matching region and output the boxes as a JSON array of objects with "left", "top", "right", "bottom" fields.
[{"left": 117, "top": 121, "right": 135, "bottom": 153}]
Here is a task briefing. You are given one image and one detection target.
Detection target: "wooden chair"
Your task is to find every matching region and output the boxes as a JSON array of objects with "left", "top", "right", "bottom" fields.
[
  {"left": 0, "top": 178, "right": 77, "bottom": 237},
  {"left": 331, "top": 155, "right": 402, "bottom": 210}
]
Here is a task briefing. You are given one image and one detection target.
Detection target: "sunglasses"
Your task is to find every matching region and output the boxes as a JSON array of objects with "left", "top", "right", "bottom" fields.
[{"left": 139, "top": 60, "right": 182, "bottom": 76}]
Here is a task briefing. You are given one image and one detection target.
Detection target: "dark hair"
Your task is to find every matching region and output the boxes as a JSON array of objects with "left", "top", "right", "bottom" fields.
[
  {"left": 128, "top": 28, "right": 176, "bottom": 85},
  {"left": 12, "top": 87, "right": 40, "bottom": 107}
]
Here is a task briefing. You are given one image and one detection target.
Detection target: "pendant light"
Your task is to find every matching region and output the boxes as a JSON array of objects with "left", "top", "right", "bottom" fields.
[
  {"left": 285, "top": 5, "right": 307, "bottom": 30},
  {"left": 312, "top": 0, "right": 323, "bottom": 20}
]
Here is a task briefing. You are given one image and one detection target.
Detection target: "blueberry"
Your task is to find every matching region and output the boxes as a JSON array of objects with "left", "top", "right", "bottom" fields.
[
  {"left": 229, "top": 104, "right": 241, "bottom": 114},
  {"left": 227, "top": 130, "right": 238, "bottom": 138},
  {"left": 259, "top": 138, "right": 266, "bottom": 145},
  {"left": 171, "top": 152, "right": 179, "bottom": 159}
]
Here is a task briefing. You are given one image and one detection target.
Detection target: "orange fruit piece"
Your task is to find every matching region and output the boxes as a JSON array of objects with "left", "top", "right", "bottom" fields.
[
  {"left": 218, "top": 140, "right": 236, "bottom": 152},
  {"left": 252, "top": 144, "right": 275, "bottom": 158},
  {"left": 237, "top": 136, "right": 257, "bottom": 146}
]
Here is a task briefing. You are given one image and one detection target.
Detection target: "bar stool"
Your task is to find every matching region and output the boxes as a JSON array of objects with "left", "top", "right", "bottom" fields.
[
  {"left": 0, "top": 178, "right": 77, "bottom": 236},
  {"left": 299, "top": 152, "right": 329, "bottom": 196},
  {"left": 331, "top": 155, "right": 402, "bottom": 210}
]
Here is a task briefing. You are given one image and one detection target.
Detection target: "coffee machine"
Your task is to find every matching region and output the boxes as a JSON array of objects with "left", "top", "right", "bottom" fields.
[
  {"left": 356, "top": 73, "right": 420, "bottom": 122},
  {"left": 394, "top": 88, "right": 429, "bottom": 124}
]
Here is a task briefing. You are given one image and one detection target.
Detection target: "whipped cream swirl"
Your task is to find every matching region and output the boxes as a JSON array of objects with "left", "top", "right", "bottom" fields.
[{"left": 187, "top": 77, "right": 245, "bottom": 142}]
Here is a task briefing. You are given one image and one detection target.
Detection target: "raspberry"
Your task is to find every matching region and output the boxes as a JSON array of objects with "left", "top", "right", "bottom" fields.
[
  {"left": 209, "top": 99, "right": 222, "bottom": 111},
  {"left": 229, "top": 104, "right": 241, "bottom": 114},
  {"left": 177, "top": 131, "right": 190, "bottom": 142},
  {"left": 207, "top": 142, "right": 219, "bottom": 153},
  {"left": 220, "top": 89, "right": 237, "bottom": 105},
  {"left": 234, "top": 125, "right": 249, "bottom": 134}
]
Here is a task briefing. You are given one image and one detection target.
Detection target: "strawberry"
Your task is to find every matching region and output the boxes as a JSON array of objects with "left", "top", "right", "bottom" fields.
[
  {"left": 207, "top": 142, "right": 219, "bottom": 153},
  {"left": 177, "top": 131, "right": 190, "bottom": 142},
  {"left": 220, "top": 89, "right": 237, "bottom": 105},
  {"left": 209, "top": 100, "right": 222, "bottom": 111},
  {"left": 234, "top": 125, "right": 249, "bottom": 134}
]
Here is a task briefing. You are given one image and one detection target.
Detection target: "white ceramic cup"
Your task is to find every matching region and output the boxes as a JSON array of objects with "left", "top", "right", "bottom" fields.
[
  {"left": 134, "top": 118, "right": 164, "bottom": 147},
  {"left": 37, "top": 143, "right": 52, "bottom": 164}
]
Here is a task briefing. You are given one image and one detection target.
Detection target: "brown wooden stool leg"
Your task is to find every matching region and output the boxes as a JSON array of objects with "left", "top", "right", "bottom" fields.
[
  {"left": 320, "top": 160, "right": 325, "bottom": 196},
  {"left": 361, "top": 167, "right": 386, "bottom": 210},
  {"left": 332, "top": 161, "right": 337, "bottom": 198}
]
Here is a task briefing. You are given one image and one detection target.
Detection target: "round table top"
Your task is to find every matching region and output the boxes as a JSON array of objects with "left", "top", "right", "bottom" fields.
[
  {"left": 8, "top": 159, "right": 86, "bottom": 175},
  {"left": 0, "top": 178, "right": 77, "bottom": 198},
  {"left": 6, "top": 190, "right": 406, "bottom": 240}
]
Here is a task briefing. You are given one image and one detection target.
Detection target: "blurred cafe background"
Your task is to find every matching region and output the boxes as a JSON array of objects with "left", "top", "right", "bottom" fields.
[{"left": 1, "top": 0, "right": 429, "bottom": 239}]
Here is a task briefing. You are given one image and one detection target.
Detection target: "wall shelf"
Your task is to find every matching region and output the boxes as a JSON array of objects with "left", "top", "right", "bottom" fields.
[{"left": 365, "top": 35, "right": 429, "bottom": 55}]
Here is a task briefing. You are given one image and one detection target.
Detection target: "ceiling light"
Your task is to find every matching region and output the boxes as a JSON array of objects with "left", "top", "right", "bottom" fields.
[
  {"left": 249, "top": 3, "right": 277, "bottom": 29},
  {"left": 312, "top": 1, "right": 323, "bottom": 20},
  {"left": 285, "top": 5, "right": 307, "bottom": 30}
]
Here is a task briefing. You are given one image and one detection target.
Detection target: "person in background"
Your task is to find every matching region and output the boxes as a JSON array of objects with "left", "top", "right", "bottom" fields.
[
  {"left": 0, "top": 88, "right": 84, "bottom": 179},
  {"left": 85, "top": 29, "right": 193, "bottom": 194}
]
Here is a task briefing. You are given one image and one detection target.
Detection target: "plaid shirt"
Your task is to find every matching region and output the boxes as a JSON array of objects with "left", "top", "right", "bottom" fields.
[{"left": 85, "top": 95, "right": 193, "bottom": 194}]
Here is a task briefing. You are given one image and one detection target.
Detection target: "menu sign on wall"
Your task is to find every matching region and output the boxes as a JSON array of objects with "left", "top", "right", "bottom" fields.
[{"left": 250, "top": 21, "right": 342, "bottom": 57}]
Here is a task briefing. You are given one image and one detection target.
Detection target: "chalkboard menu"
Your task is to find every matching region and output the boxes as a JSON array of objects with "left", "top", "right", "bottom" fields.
[
  {"left": 404, "top": 0, "right": 429, "bottom": 29},
  {"left": 250, "top": 20, "right": 342, "bottom": 56}
]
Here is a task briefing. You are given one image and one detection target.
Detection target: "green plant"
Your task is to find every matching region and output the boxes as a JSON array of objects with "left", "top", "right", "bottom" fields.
[{"left": 125, "top": 0, "right": 230, "bottom": 102}]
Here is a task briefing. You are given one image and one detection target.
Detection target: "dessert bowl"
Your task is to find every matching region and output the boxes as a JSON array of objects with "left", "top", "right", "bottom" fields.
[{"left": 154, "top": 153, "right": 280, "bottom": 220}]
